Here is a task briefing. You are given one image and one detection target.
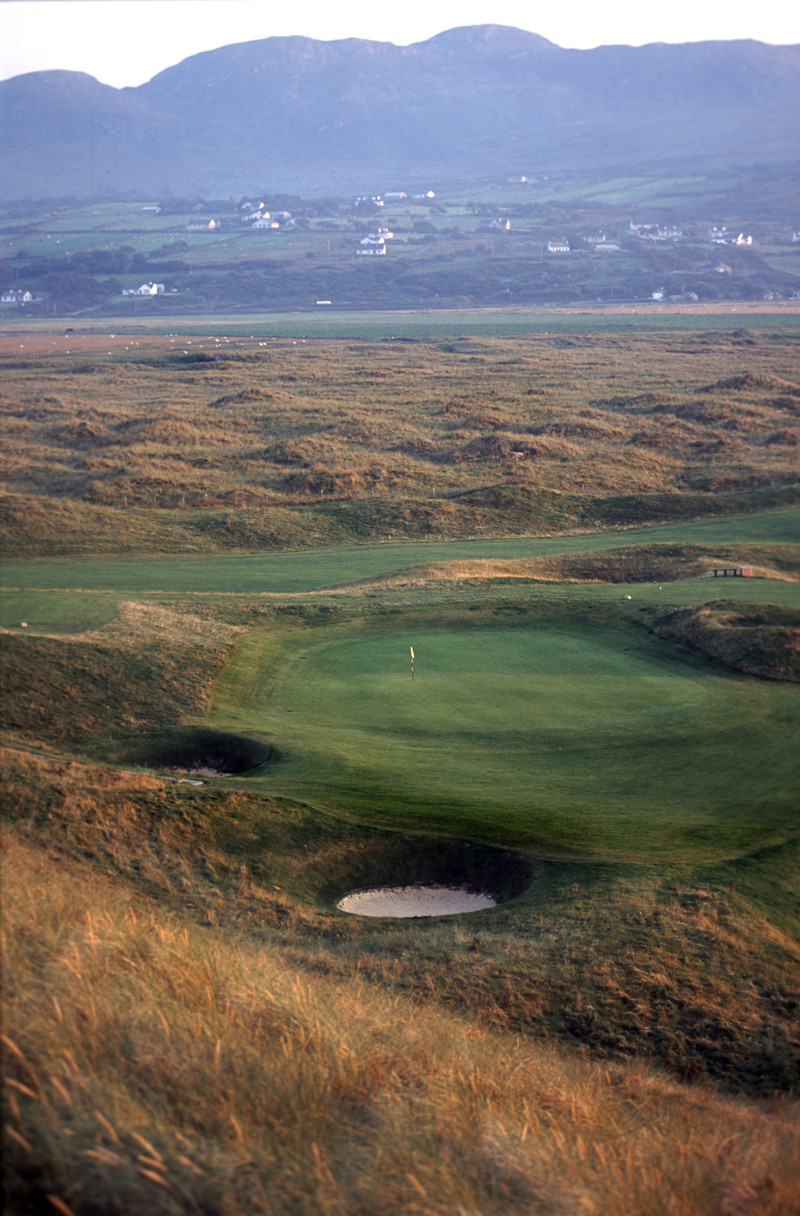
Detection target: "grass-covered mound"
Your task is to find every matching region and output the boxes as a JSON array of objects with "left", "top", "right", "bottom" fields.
[
  {"left": 4, "top": 487, "right": 799, "bottom": 560},
  {"left": 0, "top": 602, "right": 239, "bottom": 760},
  {"left": 657, "top": 600, "right": 800, "bottom": 682},
  {"left": 2, "top": 331, "right": 800, "bottom": 557},
  {"left": 338, "top": 541, "right": 800, "bottom": 591}
]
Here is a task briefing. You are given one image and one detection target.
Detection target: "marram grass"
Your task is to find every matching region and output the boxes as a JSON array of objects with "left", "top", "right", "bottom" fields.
[{"left": 4, "top": 830, "right": 800, "bottom": 1216}]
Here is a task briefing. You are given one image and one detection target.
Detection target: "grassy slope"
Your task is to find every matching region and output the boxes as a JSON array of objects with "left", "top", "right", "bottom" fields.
[
  {"left": 655, "top": 601, "right": 800, "bottom": 683},
  {"left": 3, "top": 750, "right": 800, "bottom": 1215},
  {"left": 3, "top": 505, "right": 799, "bottom": 594},
  {"left": 3, "top": 162, "right": 800, "bottom": 311}
]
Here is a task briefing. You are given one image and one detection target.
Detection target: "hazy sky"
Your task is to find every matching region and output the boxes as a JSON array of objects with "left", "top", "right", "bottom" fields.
[{"left": 2, "top": 0, "right": 799, "bottom": 87}]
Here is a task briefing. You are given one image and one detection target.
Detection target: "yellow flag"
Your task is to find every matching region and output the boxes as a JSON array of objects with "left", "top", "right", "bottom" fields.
[{"left": 410, "top": 646, "right": 415, "bottom": 660}]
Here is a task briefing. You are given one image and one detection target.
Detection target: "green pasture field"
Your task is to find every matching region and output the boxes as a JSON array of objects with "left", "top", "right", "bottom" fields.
[
  {"left": 579, "top": 176, "right": 709, "bottom": 205},
  {"left": 3, "top": 507, "right": 798, "bottom": 601},
  {"left": 762, "top": 251, "right": 800, "bottom": 280},
  {"left": 443, "top": 173, "right": 709, "bottom": 208},
  {"left": 0, "top": 214, "right": 290, "bottom": 266},
  {"left": 4, "top": 308, "right": 799, "bottom": 342},
  {"left": 72, "top": 310, "right": 800, "bottom": 340}
]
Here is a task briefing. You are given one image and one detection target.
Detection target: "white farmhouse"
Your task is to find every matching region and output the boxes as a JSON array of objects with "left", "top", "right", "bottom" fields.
[
  {"left": 123, "top": 282, "right": 165, "bottom": 296},
  {"left": 357, "top": 237, "right": 386, "bottom": 255}
]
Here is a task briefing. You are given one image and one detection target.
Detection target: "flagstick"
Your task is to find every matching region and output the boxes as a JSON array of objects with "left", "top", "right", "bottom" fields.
[{"left": 410, "top": 645, "right": 415, "bottom": 682}]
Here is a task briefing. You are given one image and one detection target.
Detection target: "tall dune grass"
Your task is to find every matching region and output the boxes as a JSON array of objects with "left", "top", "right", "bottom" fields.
[
  {"left": 4, "top": 831, "right": 800, "bottom": 1216},
  {"left": 2, "top": 332, "right": 799, "bottom": 533}
]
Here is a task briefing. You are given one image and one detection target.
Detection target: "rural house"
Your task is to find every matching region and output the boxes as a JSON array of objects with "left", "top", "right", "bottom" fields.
[
  {"left": 123, "top": 282, "right": 166, "bottom": 296},
  {"left": 357, "top": 237, "right": 386, "bottom": 255}
]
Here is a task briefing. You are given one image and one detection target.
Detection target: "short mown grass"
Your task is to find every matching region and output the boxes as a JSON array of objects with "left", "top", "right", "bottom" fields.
[{"left": 210, "top": 601, "right": 800, "bottom": 863}]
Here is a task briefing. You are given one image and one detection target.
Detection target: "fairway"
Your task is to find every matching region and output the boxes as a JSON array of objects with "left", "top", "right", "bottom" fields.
[
  {"left": 213, "top": 616, "right": 800, "bottom": 862},
  {"left": 3, "top": 506, "right": 798, "bottom": 596}
]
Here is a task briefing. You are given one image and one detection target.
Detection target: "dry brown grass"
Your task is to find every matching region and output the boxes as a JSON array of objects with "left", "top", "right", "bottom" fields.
[
  {"left": 326, "top": 543, "right": 800, "bottom": 594},
  {"left": 2, "top": 333, "right": 799, "bottom": 520},
  {"left": 656, "top": 601, "right": 800, "bottom": 681},
  {"left": 4, "top": 820, "right": 800, "bottom": 1216}
]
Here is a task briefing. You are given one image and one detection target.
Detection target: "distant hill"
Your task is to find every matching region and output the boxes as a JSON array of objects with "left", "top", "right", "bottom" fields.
[{"left": 1, "top": 25, "right": 798, "bottom": 200}]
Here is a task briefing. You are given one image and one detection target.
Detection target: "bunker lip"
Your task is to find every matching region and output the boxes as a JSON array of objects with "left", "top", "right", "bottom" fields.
[
  {"left": 127, "top": 727, "right": 273, "bottom": 775},
  {"left": 321, "top": 835, "right": 533, "bottom": 916},
  {"left": 337, "top": 884, "right": 498, "bottom": 918}
]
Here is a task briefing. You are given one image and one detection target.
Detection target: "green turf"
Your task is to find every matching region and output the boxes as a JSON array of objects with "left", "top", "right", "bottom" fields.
[
  {"left": 3, "top": 510, "right": 797, "bottom": 870},
  {"left": 5, "top": 310, "right": 798, "bottom": 341},
  {"left": 91, "top": 312, "right": 800, "bottom": 339},
  {"left": 208, "top": 606, "right": 800, "bottom": 864},
  {"left": 3, "top": 507, "right": 798, "bottom": 597},
  {"left": 2, "top": 576, "right": 799, "bottom": 637},
  {"left": 0, "top": 591, "right": 122, "bottom": 634}
]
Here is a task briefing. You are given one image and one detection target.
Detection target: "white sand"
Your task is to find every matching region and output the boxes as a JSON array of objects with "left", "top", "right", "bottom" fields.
[{"left": 337, "top": 884, "right": 497, "bottom": 918}]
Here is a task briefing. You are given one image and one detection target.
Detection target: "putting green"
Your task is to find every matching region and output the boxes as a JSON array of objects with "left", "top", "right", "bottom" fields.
[{"left": 216, "top": 619, "right": 800, "bottom": 862}]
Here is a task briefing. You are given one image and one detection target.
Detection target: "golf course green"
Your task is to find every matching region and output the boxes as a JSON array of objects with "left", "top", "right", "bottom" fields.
[
  {"left": 210, "top": 606, "right": 799, "bottom": 863},
  {"left": 3, "top": 507, "right": 798, "bottom": 867}
]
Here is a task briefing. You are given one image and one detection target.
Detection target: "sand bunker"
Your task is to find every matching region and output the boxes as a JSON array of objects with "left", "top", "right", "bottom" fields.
[
  {"left": 337, "top": 884, "right": 497, "bottom": 918},
  {"left": 129, "top": 727, "right": 272, "bottom": 775}
]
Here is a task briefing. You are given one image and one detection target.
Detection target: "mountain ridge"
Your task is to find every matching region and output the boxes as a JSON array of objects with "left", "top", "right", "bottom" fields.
[{"left": 1, "top": 25, "right": 798, "bottom": 200}]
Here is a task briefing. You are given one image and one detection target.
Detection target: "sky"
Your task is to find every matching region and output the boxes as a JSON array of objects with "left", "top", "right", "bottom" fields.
[{"left": 1, "top": 0, "right": 799, "bottom": 87}]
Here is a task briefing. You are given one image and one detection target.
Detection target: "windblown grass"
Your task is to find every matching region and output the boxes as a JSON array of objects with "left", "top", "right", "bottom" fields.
[
  {"left": 1, "top": 330, "right": 799, "bottom": 557},
  {"left": 3, "top": 750, "right": 800, "bottom": 1215}
]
